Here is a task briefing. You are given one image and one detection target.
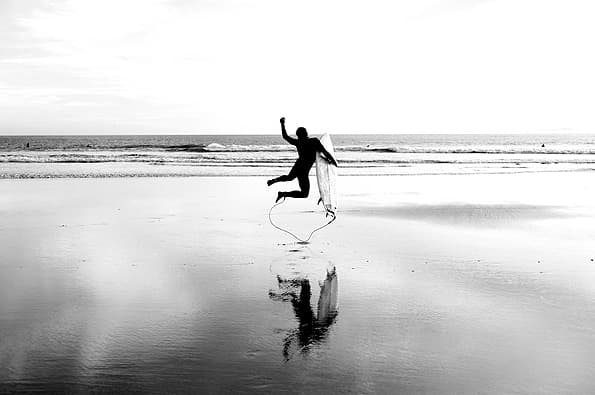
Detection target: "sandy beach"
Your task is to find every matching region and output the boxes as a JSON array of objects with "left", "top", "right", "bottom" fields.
[
  {"left": 3, "top": 0, "right": 595, "bottom": 391},
  {"left": 1, "top": 173, "right": 595, "bottom": 393}
]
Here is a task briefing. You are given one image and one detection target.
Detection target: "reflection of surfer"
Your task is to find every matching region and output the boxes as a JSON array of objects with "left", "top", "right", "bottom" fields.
[
  {"left": 269, "top": 268, "right": 338, "bottom": 360},
  {"left": 267, "top": 117, "right": 338, "bottom": 202}
]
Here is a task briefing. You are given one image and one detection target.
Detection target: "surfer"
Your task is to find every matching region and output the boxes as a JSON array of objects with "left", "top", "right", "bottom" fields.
[{"left": 267, "top": 117, "right": 338, "bottom": 203}]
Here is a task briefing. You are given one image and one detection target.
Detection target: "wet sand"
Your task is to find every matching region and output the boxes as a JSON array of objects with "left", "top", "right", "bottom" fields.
[{"left": 1, "top": 173, "right": 595, "bottom": 393}]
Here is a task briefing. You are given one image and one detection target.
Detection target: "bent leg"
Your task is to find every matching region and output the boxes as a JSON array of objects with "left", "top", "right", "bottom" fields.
[
  {"left": 268, "top": 173, "right": 297, "bottom": 186},
  {"left": 268, "top": 175, "right": 290, "bottom": 186},
  {"left": 283, "top": 174, "right": 310, "bottom": 199},
  {"left": 268, "top": 165, "right": 299, "bottom": 186}
]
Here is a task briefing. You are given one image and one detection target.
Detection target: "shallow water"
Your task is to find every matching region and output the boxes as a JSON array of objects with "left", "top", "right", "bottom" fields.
[
  {"left": 2, "top": 176, "right": 595, "bottom": 393},
  {"left": 2, "top": 134, "right": 595, "bottom": 178},
  {"left": 0, "top": 178, "right": 345, "bottom": 393}
]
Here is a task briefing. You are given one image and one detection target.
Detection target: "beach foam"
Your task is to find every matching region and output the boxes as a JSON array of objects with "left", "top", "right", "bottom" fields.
[{"left": 2, "top": 134, "right": 595, "bottom": 178}]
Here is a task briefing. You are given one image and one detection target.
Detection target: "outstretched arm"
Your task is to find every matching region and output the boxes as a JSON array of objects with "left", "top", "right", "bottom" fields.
[
  {"left": 318, "top": 141, "right": 338, "bottom": 167},
  {"left": 280, "top": 117, "right": 297, "bottom": 145}
]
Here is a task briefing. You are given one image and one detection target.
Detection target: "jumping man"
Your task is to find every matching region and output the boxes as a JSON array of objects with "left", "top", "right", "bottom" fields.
[{"left": 267, "top": 117, "right": 338, "bottom": 202}]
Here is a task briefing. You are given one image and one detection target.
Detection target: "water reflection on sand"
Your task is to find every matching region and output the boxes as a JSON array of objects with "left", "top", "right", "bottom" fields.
[{"left": 269, "top": 268, "right": 338, "bottom": 361}]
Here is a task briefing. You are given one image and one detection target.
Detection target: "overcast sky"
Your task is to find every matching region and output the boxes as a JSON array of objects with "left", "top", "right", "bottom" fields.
[{"left": 1, "top": 0, "right": 594, "bottom": 135}]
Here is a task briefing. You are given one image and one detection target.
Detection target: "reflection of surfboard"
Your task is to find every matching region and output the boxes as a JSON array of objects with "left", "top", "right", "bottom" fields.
[
  {"left": 316, "top": 134, "right": 338, "bottom": 216},
  {"left": 317, "top": 267, "right": 338, "bottom": 322}
]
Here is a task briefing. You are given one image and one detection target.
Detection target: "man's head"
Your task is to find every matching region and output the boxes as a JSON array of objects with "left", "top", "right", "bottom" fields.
[{"left": 296, "top": 127, "right": 308, "bottom": 139}]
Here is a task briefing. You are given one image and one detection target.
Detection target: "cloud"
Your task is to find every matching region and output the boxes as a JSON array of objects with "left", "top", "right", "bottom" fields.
[
  {"left": 417, "top": 0, "right": 494, "bottom": 18},
  {"left": 1, "top": 0, "right": 594, "bottom": 134}
]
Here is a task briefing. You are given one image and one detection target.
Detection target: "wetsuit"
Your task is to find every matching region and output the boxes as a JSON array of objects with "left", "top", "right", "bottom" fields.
[{"left": 270, "top": 137, "right": 324, "bottom": 198}]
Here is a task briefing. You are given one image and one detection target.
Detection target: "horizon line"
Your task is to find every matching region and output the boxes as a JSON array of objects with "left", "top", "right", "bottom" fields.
[{"left": 0, "top": 130, "right": 591, "bottom": 137}]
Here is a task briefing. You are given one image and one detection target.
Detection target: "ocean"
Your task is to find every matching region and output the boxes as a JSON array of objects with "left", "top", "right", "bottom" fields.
[{"left": 1, "top": 134, "right": 594, "bottom": 178}]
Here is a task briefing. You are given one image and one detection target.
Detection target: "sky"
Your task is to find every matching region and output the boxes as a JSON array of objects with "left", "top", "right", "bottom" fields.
[{"left": 1, "top": 0, "right": 594, "bottom": 135}]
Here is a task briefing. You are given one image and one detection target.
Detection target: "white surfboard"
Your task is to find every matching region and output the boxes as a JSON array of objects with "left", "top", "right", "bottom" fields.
[{"left": 316, "top": 134, "right": 338, "bottom": 216}]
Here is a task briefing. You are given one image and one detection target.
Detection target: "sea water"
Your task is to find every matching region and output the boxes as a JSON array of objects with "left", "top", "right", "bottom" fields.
[{"left": 1, "top": 134, "right": 594, "bottom": 178}]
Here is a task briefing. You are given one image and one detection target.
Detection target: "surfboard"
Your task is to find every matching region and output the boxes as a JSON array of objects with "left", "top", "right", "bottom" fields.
[{"left": 316, "top": 134, "right": 338, "bottom": 216}]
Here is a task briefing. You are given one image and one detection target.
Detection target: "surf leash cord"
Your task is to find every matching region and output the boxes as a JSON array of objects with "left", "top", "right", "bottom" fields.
[{"left": 268, "top": 198, "right": 336, "bottom": 243}]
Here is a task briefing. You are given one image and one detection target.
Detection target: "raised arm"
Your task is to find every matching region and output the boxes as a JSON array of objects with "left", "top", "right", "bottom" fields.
[
  {"left": 317, "top": 140, "right": 338, "bottom": 167},
  {"left": 280, "top": 117, "right": 298, "bottom": 145}
]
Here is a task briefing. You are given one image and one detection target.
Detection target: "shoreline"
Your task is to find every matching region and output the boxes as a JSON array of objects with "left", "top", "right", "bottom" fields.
[{"left": 1, "top": 161, "right": 594, "bottom": 179}]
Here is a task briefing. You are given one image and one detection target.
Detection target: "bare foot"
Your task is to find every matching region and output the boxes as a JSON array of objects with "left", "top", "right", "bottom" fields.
[{"left": 275, "top": 192, "right": 284, "bottom": 203}]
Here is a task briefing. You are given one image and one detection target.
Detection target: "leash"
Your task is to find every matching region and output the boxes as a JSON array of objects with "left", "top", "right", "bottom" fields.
[{"left": 268, "top": 198, "right": 336, "bottom": 243}]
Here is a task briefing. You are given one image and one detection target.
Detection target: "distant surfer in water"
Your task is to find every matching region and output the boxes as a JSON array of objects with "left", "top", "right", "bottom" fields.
[{"left": 267, "top": 117, "right": 338, "bottom": 202}]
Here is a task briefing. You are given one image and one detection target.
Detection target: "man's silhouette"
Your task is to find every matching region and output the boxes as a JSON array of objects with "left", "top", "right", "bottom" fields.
[{"left": 267, "top": 117, "right": 338, "bottom": 202}]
